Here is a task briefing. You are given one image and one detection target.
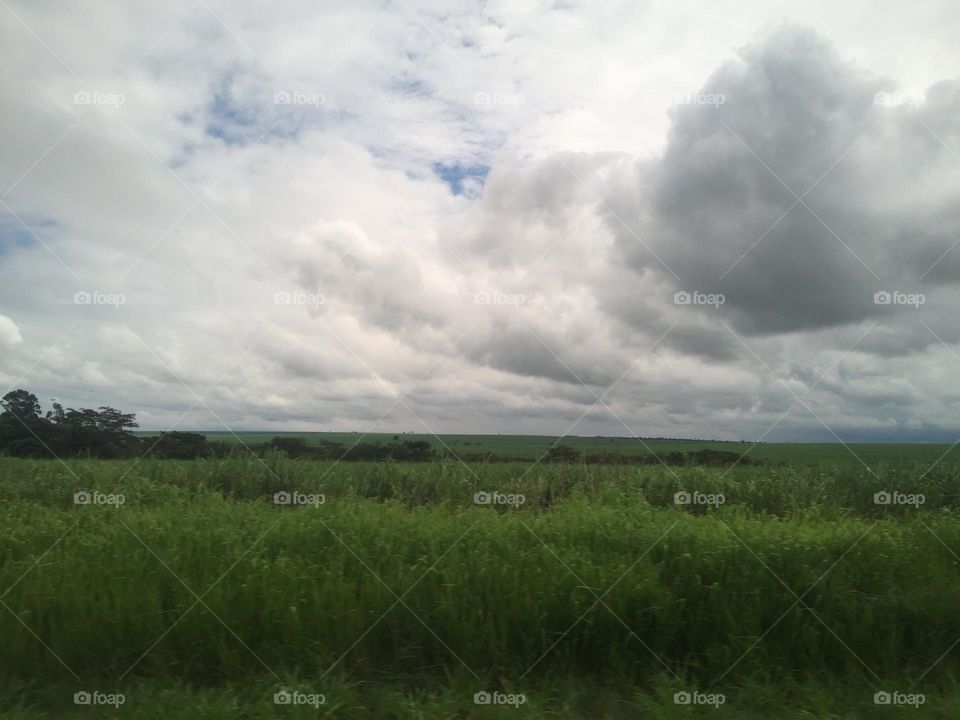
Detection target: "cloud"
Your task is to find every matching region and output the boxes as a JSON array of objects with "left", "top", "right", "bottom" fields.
[
  {"left": 607, "top": 25, "right": 960, "bottom": 341},
  {"left": 0, "top": 315, "right": 22, "bottom": 347},
  {"left": 2, "top": 2, "right": 960, "bottom": 441}
]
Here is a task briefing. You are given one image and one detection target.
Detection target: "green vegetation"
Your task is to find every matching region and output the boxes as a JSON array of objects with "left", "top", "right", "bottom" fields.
[
  {"left": 1, "top": 389, "right": 139, "bottom": 459},
  {"left": 2, "top": 454, "right": 960, "bottom": 717},
  {"left": 2, "top": 388, "right": 754, "bottom": 466},
  {"left": 8, "top": 385, "right": 959, "bottom": 468},
  {"left": 186, "top": 430, "right": 960, "bottom": 466}
]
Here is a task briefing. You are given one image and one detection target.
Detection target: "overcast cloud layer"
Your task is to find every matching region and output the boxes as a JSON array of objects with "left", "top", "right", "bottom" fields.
[{"left": 1, "top": 0, "right": 959, "bottom": 442}]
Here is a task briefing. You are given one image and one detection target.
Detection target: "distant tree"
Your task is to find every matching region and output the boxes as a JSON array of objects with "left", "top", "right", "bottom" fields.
[
  {"left": 0, "top": 389, "right": 47, "bottom": 456},
  {"left": 46, "top": 400, "right": 66, "bottom": 424},
  {"left": 150, "top": 431, "right": 211, "bottom": 459},
  {"left": 546, "top": 445, "right": 581, "bottom": 463},
  {"left": 396, "top": 440, "right": 434, "bottom": 461},
  {"left": 268, "top": 436, "right": 308, "bottom": 456},
  {"left": 1, "top": 389, "right": 41, "bottom": 422},
  {"left": 59, "top": 406, "right": 138, "bottom": 458},
  {"left": 94, "top": 407, "right": 138, "bottom": 436}
]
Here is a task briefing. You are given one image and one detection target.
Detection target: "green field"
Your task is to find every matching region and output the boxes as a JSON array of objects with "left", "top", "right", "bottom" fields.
[
  {"left": 3, "top": 451, "right": 960, "bottom": 717},
  {"left": 168, "top": 430, "right": 960, "bottom": 467}
]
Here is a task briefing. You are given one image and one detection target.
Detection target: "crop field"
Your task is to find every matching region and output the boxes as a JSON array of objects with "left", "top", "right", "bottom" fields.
[
  {"left": 164, "top": 431, "right": 960, "bottom": 467},
  {"left": 2, "top": 450, "right": 960, "bottom": 718}
]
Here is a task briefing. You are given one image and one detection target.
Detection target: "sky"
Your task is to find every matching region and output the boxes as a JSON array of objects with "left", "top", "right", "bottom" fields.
[{"left": 1, "top": 0, "right": 959, "bottom": 442}]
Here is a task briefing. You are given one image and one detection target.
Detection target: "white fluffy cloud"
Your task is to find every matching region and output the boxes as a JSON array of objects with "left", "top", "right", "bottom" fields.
[
  {"left": 0, "top": 315, "right": 22, "bottom": 347},
  {"left": 1, "top": 1, "right": 959, "bottom": 440}
]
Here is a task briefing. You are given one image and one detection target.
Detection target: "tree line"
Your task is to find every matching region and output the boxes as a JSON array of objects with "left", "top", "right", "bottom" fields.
[
  {"left": 1, "top": 389, "right": 756, "bottom": 465},
  {"left": 0, "top": 389, "right": 140, "bottom": 458},
  {"left": 0, "top": 389, "right": 438, "bottom": 461}
]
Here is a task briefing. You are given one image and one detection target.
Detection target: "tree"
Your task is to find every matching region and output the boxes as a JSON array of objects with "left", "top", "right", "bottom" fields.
[
  {"left": 46, "top": 400, "right": 65, "bottom": 424},
  {"left": 546, "top": 445, "right": 581, "bottom": 463},
  {"left": 150, "top": 431, "right": 211, "bottom": 459},
  {"left": 1, "top": 389, "right": 41, "bottom": 423},
  {"left": 268, "top": 436, "right": 309, "bottom": 456},
  {"left": 61, "top": 406, "right": 138, "bottom": 458},
  {"left": 391, "top": 440, "right": 435, "bottom": 461},
  {"left": 0, "top": 389, "right": 48, "bottom": 456}
]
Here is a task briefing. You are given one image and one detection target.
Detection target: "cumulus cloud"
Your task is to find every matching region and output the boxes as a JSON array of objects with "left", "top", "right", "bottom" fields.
[
  {"left": 607, "top": 25, "right": 960, "bottom": 341},
  {"left": 0, "top": 315, "right": 22, "bottom": 347},
  {"left": 2, "top": 1, "right": 960, "bottom": 441}
]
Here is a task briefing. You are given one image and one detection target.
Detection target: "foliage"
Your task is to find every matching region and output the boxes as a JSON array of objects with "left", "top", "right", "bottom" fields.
[
  {"left": 2, "top": 456, "right": 959, "bottom": 716},
  {"left": 1, "top": 389, "right": 138, "bottom": 458}
]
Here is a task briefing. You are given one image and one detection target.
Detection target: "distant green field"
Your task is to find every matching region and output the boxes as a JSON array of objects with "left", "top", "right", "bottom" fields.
[{"left": 138, "top": 431, "right": 960, "bottom": 468}]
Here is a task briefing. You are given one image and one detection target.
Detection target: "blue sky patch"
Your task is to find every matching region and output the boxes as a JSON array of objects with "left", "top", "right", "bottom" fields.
[
  {"left": 0, "top": 217, "right": 54, "bottom": 256},
  {"left": 431, "top": 162, "right": 489, "bottom": 196}
]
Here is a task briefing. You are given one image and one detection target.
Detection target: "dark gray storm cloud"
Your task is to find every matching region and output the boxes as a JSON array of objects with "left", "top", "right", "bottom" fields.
[{"left": 607, "top": 25, "right": 960, "bottom": 339}]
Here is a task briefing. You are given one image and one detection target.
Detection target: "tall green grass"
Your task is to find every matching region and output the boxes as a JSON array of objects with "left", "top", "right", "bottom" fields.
[
  {"left": 2, "top": 456, "right": 959, "bottom": 717},
  {"left": 3, "top": 453, "right": 959, "bottom": 517}
]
